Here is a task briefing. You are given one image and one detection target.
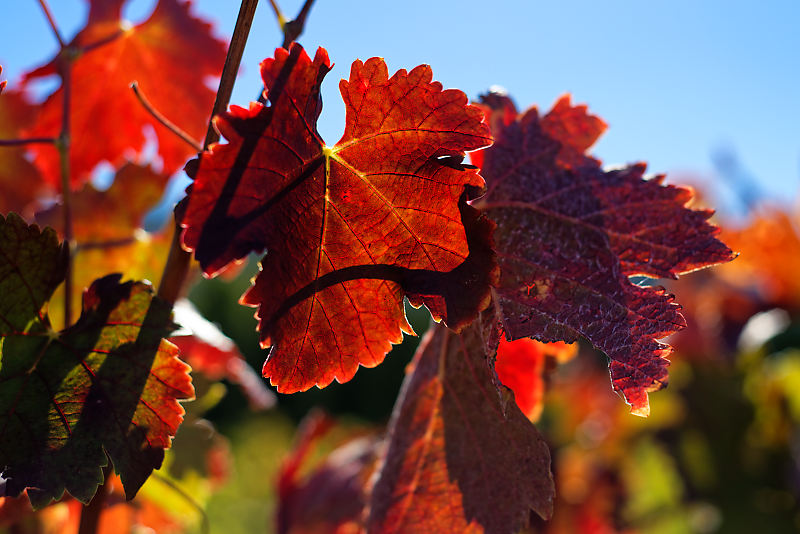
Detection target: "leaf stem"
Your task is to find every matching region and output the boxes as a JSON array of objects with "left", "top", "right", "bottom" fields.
[
  {"left": 36, "top": 0, "right": 65, "bottom": 48},
  {"left": 267, "top": 0, "right": 287, "bottom": 29},
  {"left": 150, "top": 471, "right": 211, "bottom": 534},
  {"left": 130, "top": 82, "right": 203, "bottom": 152},
  {"left": 0, "top": 137, "right": 58, "bottom": 146},
  {"left": 156, "top": 0, "right": 260, "bottom": 305}
]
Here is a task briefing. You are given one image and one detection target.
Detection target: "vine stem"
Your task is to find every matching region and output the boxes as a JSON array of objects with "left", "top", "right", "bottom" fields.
[
  {"left": 37, "top": 0, "right": 64, "bottom": 47},
  {"left": 157, "top": 0, "right": 260, "bottom": 306},
  {"left": 77, "top": 468, "right": 111, "bottom": 534},
  {"left": 0, "top": 137, "right": 58, "bottom": 146},
  {"left": 130, "top": 81, "right": 203, "bottom": 151}
]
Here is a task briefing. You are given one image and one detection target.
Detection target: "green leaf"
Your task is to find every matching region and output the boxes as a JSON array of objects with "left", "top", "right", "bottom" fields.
[{"left": 0, "top": 214, "right": 193, "bottom": 508}]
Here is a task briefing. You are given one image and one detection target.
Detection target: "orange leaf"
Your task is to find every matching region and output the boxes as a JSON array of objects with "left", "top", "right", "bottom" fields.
[
  {"left": 368, "top": 323, "right": 553, "bottom": 533},
  {"left": 182, "top": 44, "right": 497, "bottom": 392},
  {"left": 495, "top": 337, "right": 577, "bottom": 422},
  {"left": 23, "top": 0, "right": 226, "bottom": 188}
]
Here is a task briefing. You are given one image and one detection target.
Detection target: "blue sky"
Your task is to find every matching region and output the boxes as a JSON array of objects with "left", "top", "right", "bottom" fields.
[{"left": 2, "top": 0, "right": 798, "bottom": 215}]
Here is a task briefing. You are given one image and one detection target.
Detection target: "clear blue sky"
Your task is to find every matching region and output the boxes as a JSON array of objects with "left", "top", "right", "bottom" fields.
[{"left": 2, "top": 0, "right": 798, "bottom": 214}]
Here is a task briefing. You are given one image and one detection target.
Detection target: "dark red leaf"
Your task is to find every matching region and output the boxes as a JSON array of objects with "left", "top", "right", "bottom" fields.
[
  {"left": 182, "top": 43, "right": 496, "bottom": 393},
  {"left": 368, "top": 323, "right": 553, "bottom": 533},
  {"left": 474, "top": 93, "right": 735, "bottom": 416},
  {"left": 23, "top": 0, "right": 226, "bottom": 188},
  {"left": 277, "top": 412, "right": 378, "bottom": 534}
]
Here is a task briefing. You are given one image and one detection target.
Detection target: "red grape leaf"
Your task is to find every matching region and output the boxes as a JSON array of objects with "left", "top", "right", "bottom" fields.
[
  {"left": 23, "top": 0, "right": 226, "bottom": 188},
  {"left": 474, "top": 93, "right": 735, "bottom": 416},
  {"left": 0, "top": 87, "right": 48, "bottom": 217},
  {"left": 182, "top": 43, "right": 496, "bottom": 393},
  {"left": 368, "top": 322, "right": 553, "bottom": 533},
  {"left": 0, "top": 215, "right": 193, "bottom": 507},
  {"left": 171, "top": 299, "right": 275, "bottom": 410},
  {"left": 37, "top": 162, "right": 164, "bottom": 242},
  {"left": 277, "top": 412, "right": 379, "bottom": 534},
  {"left": 494, "top": 337, "right": 576, "bottom": 422}
]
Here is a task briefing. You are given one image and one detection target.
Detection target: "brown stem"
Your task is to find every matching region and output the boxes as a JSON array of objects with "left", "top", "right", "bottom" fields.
[
  {"left": 57, "top": 52, "right": 74, "bottom": 328},
  {"left": 80, "top": 29, "right": 125, "bottom": 55},
  {"left": 131, "top": 82, "right": 203, "bottom": 151},
  {"left": 77, "top": 237, "right": 137, "bottom": 251},
  {"left": 36, "top": 0, "right": 65, "bottom": 47},
  {"left": 281, "top": 0, "right": 317, "bottom": 49},
  {"left": 77, "top": 468, "right": 111, "bottom": 534},
  {"left": 156, "top": 0, "right": 261, "bottom": 305},
  {"left": 0, "top": 137, "right": 58, "bottom": 146},
  {"left": 203, "top": 0, "right": 260, "bottom": 149}
]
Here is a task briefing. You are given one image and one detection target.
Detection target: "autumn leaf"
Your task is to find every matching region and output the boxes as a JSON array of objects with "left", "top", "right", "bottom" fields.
[
  {"left": 474, "top": 93, "right": 734, "bottom": 416},
  {"left": 368, "top": 323, "right": 553, "bottom": 534},
  {"left": 23, "top": 0, "right": 226, "bottom": 188},
  {"left": 718, "top": 208, "right": 800, "bottom": 308},
  {"left": 171, "top": 299, "right": 275, "bottom": 410},
  {"left": 277, "top": 412, "right": 379, "bottom": 534},
  {"left": 0, "top": 87, "right": 48, "bottom": 217},
  {"left": 0, "top": 215, "right": 193, "bottom": 507},
  {"left": 495, "top": 337, "right": 576, "bottom": 422},
  {"left": 182, "top": 43, "right": 496, "bottom": 393}
]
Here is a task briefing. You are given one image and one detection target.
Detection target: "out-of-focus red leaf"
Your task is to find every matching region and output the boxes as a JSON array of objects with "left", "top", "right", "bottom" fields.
[
  {"left": 495, "top": 337, "right": 576, "bottom": 422},
  {"left": 718, "top": 209, "right": 800, "bottom": 308},
  {"left": 0, "top": 87, "right": 48, "bottom": 216},
  {"left": 0, "top": 65, "right": 6, "bottom": 93},
  {"left": 474, "top": 93, "right": 734, "bottom": 416},
  {"left": 171, "top": 299, "right": 275, "bottom": 410},
  {"left": 23, "top": 0, "right": 226, "bottom": 188},
  {"left": 0, "top": 216, "right": 193, "bottom": 508},
  {"left": 182, "top": 43, "right": 496, "bottom": 393},
  {"left": 36, "top": 162, "right": 164, "bottom": 242},
  {"left": 368, "top": 323, "right": 553, "bottom": 533},
  {"left": 277, "top": 412, "right": 378, "bottom": 534}
]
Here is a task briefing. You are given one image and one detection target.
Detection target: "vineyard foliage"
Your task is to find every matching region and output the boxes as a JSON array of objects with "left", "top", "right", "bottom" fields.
[{"left": 11, "top": 1, "right": 798, "bottom": 533}]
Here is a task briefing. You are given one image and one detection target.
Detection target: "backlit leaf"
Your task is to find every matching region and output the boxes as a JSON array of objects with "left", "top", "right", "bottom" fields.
[
  {"left": 0, "top": 215, "right": 192, "bottom": 507},
  {"left": 23, "top": 0, "right": 226, "bottom": 187},
  {"left": 0, "top": 87, "right": 48, "bottom": 217},
  {"left": 495, "top": 337, "right": 576, "bottom": 422},
  {"left": 37, "top": 162, "right": 164, "bottom": 242},
  {"left": 368, "top": 323, "right": 553, "bottom": 533},
  {"left": 171, "top": 299, "right": 275, "bottom": 410},
  {"left": 474, "top": 93, "right": 734, "bottom": 416},
  {"left": 182, "top": 44, "right": 496, "bottom": 393}
]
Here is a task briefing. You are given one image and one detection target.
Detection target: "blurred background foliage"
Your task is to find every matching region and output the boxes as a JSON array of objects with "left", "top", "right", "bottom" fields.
[{"left": 4, "top": 190, "right": 800, "bottom": 533}]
